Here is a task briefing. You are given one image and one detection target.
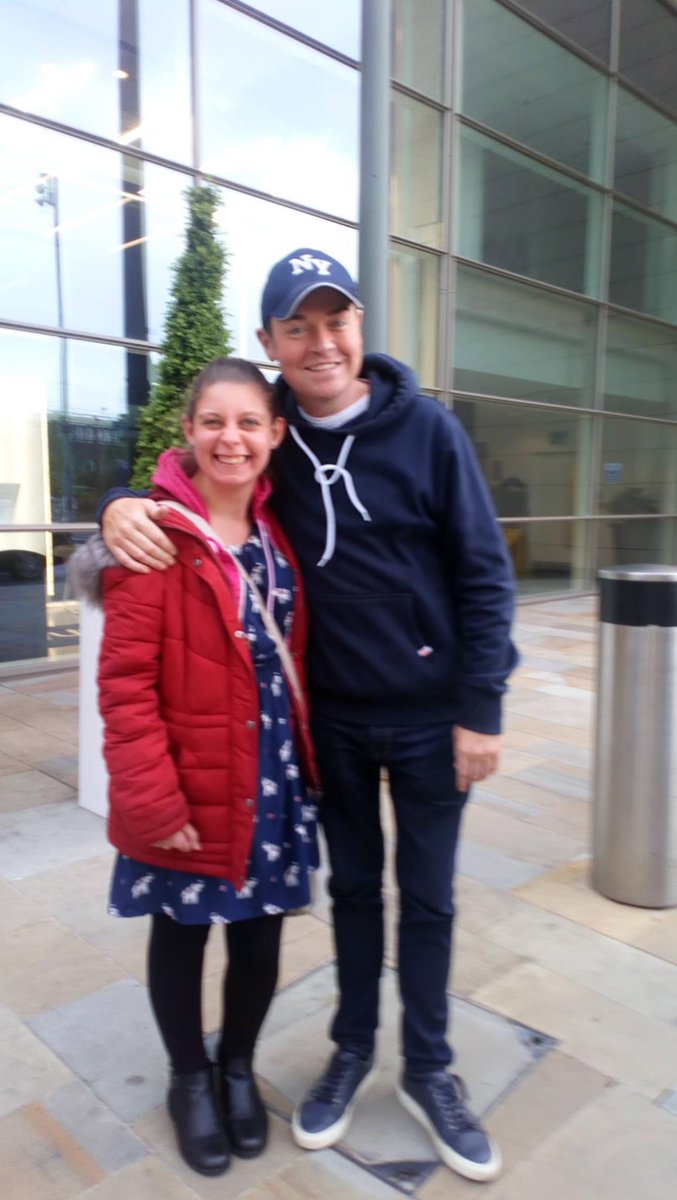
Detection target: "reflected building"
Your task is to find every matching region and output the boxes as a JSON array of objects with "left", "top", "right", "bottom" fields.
[{"left": 1, "top": 0, "right": 676, "bottom": 667}]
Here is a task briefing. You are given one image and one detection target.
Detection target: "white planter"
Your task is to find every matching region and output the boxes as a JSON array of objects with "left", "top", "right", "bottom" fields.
[{"left": 78, "top": 599, "right": 109, "bottom": 818}]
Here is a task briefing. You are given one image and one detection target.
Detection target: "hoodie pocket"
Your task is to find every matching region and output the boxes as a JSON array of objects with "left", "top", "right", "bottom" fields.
[{"left": 309, "top": 592, "right": 437, "bottom": 698}]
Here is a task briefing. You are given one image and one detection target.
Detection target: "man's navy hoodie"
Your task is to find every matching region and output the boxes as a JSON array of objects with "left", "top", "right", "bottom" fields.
[{"left": 99, "top": 354, "right": 517, "bottom": 734}]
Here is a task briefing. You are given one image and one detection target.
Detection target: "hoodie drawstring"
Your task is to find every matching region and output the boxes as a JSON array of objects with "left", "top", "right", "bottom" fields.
[{"left": 290, "top": 426, "right": 371, "bottom": 567}]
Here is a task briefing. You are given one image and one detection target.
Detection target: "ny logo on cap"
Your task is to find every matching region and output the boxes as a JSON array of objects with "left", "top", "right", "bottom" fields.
[{"left": 288, "top": 253, "right": 332, "bottom": 277}]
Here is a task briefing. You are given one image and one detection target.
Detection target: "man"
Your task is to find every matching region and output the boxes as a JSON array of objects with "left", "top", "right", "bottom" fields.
[{"left": 99, "top": 248, "right": 517, "bottom": 1183}]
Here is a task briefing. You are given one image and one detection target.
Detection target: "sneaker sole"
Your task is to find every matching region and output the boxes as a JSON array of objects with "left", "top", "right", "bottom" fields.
[
  {"left": 291, "top": 1067, "right": 377, "bottom": 1151},
  {"left": 396, "top": 1085, "right": 502, "bottom": 1182}
]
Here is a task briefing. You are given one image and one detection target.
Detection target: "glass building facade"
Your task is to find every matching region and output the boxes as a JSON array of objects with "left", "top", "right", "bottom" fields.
[{"left": 1, "top": 0, "right": 676, "bottom": 668}]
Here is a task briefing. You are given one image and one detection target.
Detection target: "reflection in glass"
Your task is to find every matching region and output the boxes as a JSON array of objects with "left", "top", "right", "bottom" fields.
[
  {"left": 609, "top": 203, "right": 677, "bottom": 324},
  {"left": 0, "top": 0, "right": 192, "bottom": 162},
  {"left": 391, "top": 94, "right": 443, "bottom": 248},
  {"left": 619, "top": 0, "right": 677, "bottom": 118},
  {"left": 199, "top": 2, "right": 359, "bottom": 219},
  {"left": 456, "top": 128, "right": 603, "bottom": 296},
  {"left": 0, "top": 329, "right": 149, "bottom": 524},
  {"left": 0, "top": 0, "right": 118, "bottom": 137},
  {"left": 137, "top": 0, "right": 192, "bottom": 163},
  {"left": 452, "top": 399, "right": 590, "bottom": 520},
  {"left": 454, "top": 265, "right": 598, "bottom": 405},
  {"left": 604, "top": 315, "right": 677, "bottom": 419},
  {"left": 389, "top": 246, "right": 439, "bottom": 389},
  {"left": 393, "top": 0, "right": 445, "bottom": 99},
  {"left": 0, "top": 523, "right": 85, "bottom": 664},
  {"left": 498, "top": 520, "right": 588, "bottom": 593},
  {"left": 460, "top": 0, "right": 608, "bottom": 182},
  {"left": 598, "top": 518, "right": 674, "bottom": 570},
  {"left": 511, "top": 0, "right": 611, "bottom": 63},
  {"left": 0, "top": 115, "right": 188, "bottom": 341},
  {"left": 614, "top": 87, "right": 677, "bottom": 224},
  {"left": 242, "top": 1, "right": 361, "bottom": 58},
  {"left": 598, "top": 415, "right": 677, "bottom": 523}
]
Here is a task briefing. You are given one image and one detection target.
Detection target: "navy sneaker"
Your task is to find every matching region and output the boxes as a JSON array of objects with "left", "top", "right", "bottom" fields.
[
  {"left": 292, "top": 1048, "right": 376, "bottom": 1150},
  {"left": 397, "top": 1070, "right": 501, "bottom": 1182}
]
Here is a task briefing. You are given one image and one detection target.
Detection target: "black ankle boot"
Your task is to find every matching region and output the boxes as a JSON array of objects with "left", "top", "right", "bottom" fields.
[
  {"left": 217, "top": 1056, "right": 268, "bottom": 1158},
  {"left": 168, "top": 1067, "right": 230, "bottom": 1176}
]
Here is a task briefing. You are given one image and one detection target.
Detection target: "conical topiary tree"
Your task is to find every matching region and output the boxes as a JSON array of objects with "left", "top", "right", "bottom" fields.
[{"left": 130, "top": 184, "right": 232, "bottom": 487}]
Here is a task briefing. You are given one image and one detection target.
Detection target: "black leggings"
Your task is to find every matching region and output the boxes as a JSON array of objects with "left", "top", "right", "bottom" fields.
[{"left": 148, "top": 911, "right": 284, "bottom": 1074}]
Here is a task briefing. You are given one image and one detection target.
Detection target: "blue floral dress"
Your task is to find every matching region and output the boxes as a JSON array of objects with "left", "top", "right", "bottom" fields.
[{"left": 109, "top": 530, "right": 319, "bottom": 925}]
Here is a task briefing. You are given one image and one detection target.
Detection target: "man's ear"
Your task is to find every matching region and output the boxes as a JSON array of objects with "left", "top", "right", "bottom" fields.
[
  {"left": 270, "top": 416, "right": 286, "bottom": 449},
  {"left": 257, "top": 327, "right": 275, "bottom": 362}
]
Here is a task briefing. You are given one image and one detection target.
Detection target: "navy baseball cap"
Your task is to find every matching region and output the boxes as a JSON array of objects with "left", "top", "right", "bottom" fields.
[{"left": 261, "top": 248, "right": 363, "bottom": 327}]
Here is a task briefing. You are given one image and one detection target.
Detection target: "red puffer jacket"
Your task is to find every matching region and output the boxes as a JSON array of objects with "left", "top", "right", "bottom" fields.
[{"left": 98, "top": 452, "right": 317, "bottom": 890}]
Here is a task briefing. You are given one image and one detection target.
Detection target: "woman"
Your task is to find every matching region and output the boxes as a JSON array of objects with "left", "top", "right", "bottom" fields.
[{"left": 71, "top": 357, "right": 319, "bottom": 1177}]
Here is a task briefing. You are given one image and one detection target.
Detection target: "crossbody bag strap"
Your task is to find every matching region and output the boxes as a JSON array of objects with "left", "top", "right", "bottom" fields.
[{"left": 161, "top": 500, "right": 307, "bottom": 721}]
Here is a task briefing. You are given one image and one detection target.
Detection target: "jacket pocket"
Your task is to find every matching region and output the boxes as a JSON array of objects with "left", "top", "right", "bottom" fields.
[{"left": 308, "top": 592, "right": 435, "bottom": 698}]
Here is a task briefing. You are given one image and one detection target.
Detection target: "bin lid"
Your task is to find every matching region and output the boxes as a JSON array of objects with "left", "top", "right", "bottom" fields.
[{"left": 598, "top": 564, "right": 677, "bottom": 583}]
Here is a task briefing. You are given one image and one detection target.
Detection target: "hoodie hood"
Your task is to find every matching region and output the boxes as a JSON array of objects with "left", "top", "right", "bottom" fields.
[
  {"left": 150, "top": 448, "right": 273, "bottom": 519},
  {"left": 271, "top": 354, "right": 420, "bottom": 566},
  {"left": 273, "top": 353, "right": 419, "bottom": 435}
]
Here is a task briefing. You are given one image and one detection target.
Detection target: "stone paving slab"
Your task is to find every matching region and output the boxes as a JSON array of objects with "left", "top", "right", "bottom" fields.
[
  {"left": 258, "top": 964, "right": 549, "bottom": 1181},
  {"left": 43, "top": 1080, "right": 148, "bottom": 1174},
  {"left": 0, "top": 799, "right": 108, "bottom": 880},
  {"left": 28, "top": 979, "right": 167, "bottom": 1123},
  {"left": 0, "top": 1000, "right": 73, "bottom": 1118}
]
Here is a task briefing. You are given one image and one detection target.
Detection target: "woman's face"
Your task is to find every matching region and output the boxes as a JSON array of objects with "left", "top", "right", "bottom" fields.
[{"left": 183, "top": 381, "right": 284, "bottom": 493}]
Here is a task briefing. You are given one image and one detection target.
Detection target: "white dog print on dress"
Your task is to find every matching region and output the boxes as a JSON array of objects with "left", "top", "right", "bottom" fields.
[
  {"left": 284, "top": 863, "right": 300, "bottom": 887},
  {"left": 235, "top": 878, "right": 258, "bottom": 900},
  {"left": 181, "top": 880, "right": 205, "bottom": 905},
  {"left": 131, "top": 873, "right": 154, "bottom": 899},
  {"left": 261, "top": 841, "right": 281, "bottom": 862}
]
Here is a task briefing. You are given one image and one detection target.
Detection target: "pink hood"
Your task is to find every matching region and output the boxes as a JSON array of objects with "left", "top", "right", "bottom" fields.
[
  {"left": 149, "top": 448, "right": 276, "bottom": 618},
  {"left": 150, "top": 448, "right": 273, "bottom": 518}
]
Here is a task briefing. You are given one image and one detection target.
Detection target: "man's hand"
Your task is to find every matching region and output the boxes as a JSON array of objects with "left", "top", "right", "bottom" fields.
[
  {"left": 102, "top": 498, "right": 177, "bottom": 573},
  {"left": 152, "top": 822, "right": 201, "bottom": 852},
  {"left": 454, "top": 726, "right": 501, "bottom": 792}
]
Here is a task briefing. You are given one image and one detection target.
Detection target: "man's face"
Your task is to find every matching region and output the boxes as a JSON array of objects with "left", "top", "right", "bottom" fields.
[{"left": 258, "top": 287, "right": 365, "bottom": 416}]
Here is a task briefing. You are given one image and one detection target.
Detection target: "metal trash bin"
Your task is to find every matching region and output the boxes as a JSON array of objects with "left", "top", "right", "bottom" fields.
[{"left": 593, "top": 564, "right": 677, "bottom": 907}]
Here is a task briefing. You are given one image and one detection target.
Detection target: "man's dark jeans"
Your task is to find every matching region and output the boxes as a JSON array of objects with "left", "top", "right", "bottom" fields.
[{"left": 311, "top": 715, "right": 468, "bottom": 1073}]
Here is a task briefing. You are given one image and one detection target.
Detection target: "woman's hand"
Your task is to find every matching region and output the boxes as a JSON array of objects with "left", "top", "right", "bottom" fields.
[
  {"left": 102, "top": 498, "right": 177, "bottom": 573},
  {"left": 152, "top": 822, "right": 202, "bottom": 852}
]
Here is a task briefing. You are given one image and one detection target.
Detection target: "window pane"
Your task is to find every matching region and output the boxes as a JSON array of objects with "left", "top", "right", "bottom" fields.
[
  {"left": 199, "top": 1, "right": 359, "bottom": 220},
  {"left": 512, "top": 0, "right": 611, "bottom": 63},
  {"left": 614, "top": 86, "right": 677, "bottom": 224},
  {"left": 0, "top": 0, "right": 118, "bottom": 138},
  {"left": 453, "top": 399, "right": 592, "bottom": 519},
  {"left": 393, "top": 0, "right": 445, "bottom": 100},
  {"left": 609, "top": 202, "right": 677, "bottom": 324},
  {"left": 0, "top": 328, "right": 148, "bottom": 524},
  {"left": 619, "top": 0, "right": 677, "bottom": 118},
  {"left": 503, "top": 519, "right": 589, "bottom": 592},
  {"left": 215, "top": 192, "right": 358, "bottom": 362},
  {"left": 0, "top": 0, "right": 192, "bottom": 162},
  {"left": 391, "top": 94, "right": 443, "bottom": 248},
  {"left": 457, "top": 127, "right": 603, "bottom": 296},
  {"left": 389, "top": 246, "right": 439, "bottom": 389},
  {"left": 598, "top": 415, "right": 677, "bottom": 520},
  {"left": 0, "top": 116, "right": 188, "bottom": 341},
  {"left": 242, "top": 1, "right": 361, "bottom": 58},
  {"left": 137, "top": 0, "right": 192, "bottom": 163},
  {"left": 460, "top": 0, "right": 609, "bottom": 182},
  {"left": 604, "top": 314, "right": 677, "bottom": 418},
  {"left": 454, "top": 265, "right": 598, "bottom": 405},
  {"left": 598, "top": 517, "right": 674, "bottom": 569}
]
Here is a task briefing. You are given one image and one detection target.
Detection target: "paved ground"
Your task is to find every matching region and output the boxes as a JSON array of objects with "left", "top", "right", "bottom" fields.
[{"left": 1, "top": 595, "right": 676, "bottom": 1200}]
